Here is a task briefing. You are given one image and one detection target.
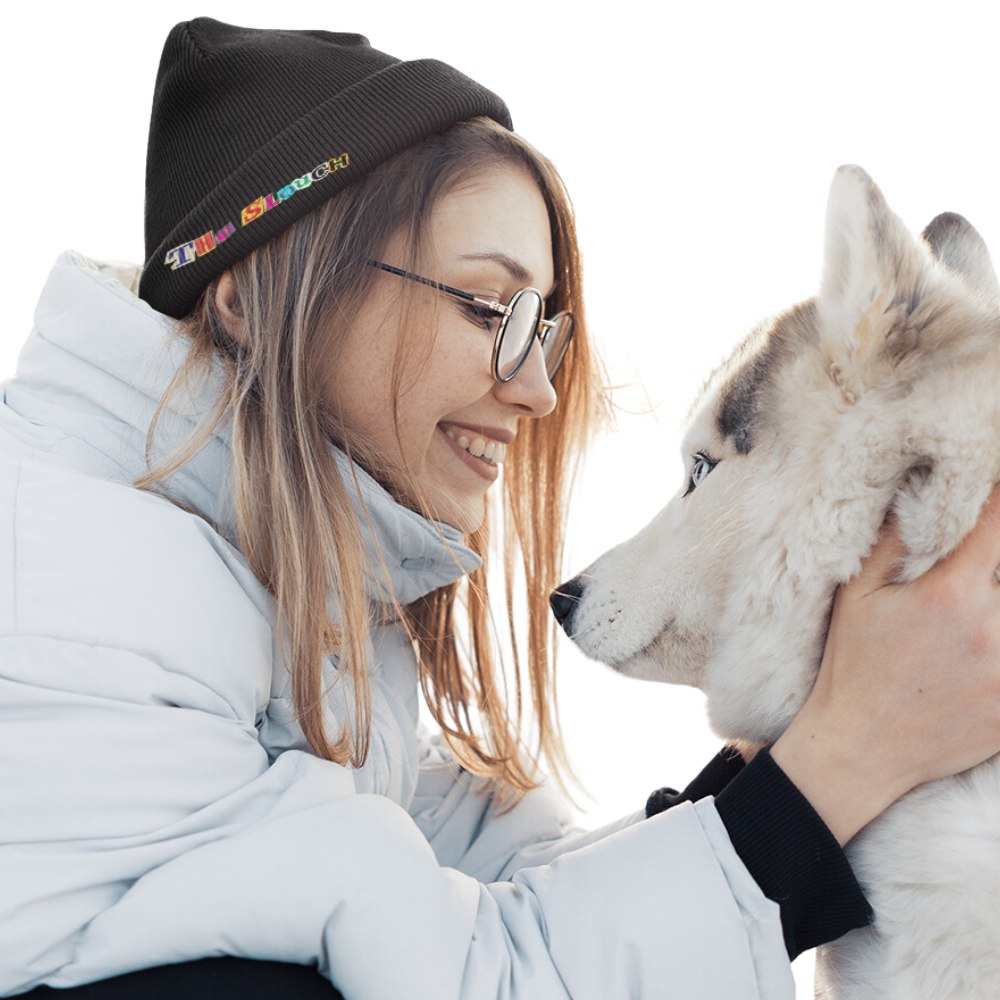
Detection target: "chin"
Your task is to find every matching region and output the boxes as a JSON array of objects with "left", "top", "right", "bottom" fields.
[
  {"left": 437, "top": 498, "right": 486, "bottom": 535},
  {"left": 414, "top": 481, "right": 488, "bottom": 535}
]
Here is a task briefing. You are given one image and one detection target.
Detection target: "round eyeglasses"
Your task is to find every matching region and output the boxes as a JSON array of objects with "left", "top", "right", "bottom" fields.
[{"left": 367, "top": 260, "right": 574, "bottom": 383}]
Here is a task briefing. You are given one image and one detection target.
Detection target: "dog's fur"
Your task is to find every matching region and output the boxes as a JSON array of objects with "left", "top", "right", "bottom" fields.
[{"left": 557, "top": 166, "right": 1000, "bottom": 999}]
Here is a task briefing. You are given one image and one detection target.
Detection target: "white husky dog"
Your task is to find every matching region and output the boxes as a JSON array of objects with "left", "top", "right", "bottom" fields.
[{"left": 555, "top": 166, "right": 1000, "bottom": 1000}]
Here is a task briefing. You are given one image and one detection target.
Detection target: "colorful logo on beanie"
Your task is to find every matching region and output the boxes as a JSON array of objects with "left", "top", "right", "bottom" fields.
[{"left": 163, "top": 153, "right": 350, "bottom": 271}]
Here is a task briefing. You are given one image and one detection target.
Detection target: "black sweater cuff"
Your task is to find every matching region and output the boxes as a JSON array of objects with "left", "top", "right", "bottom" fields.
[
  {"left": 712, "top": 749, "right": 873, "bottom": 959},
  {"left": 646, "top": 746, "right": 746, "bottom": 816}
]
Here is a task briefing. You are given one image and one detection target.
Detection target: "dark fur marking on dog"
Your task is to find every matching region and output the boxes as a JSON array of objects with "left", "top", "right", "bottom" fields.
[
  {"left": 717, "top": 341, "right": 775, "bottom": 454},
  {"left": 887, "top": 290, "right": 922, "bottom": 320},
  {"left": 879, "top": 288, "right": 928, "bottom": 363},
  {"left": 716, "top": 301, "right": 817, "bottom": 455},
  {"left": 923, "top": 213, "right": 969, "bottom": 262}
]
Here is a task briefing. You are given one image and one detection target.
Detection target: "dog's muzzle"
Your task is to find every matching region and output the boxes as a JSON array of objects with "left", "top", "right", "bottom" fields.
[{"left": 550, "top": 576, "right": 585, "bottom": 633}]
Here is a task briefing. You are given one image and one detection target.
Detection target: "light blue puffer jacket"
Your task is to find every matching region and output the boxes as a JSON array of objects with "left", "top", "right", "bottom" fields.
[{"left": 0, "top": 252, "right": 794, "bottom": 999}]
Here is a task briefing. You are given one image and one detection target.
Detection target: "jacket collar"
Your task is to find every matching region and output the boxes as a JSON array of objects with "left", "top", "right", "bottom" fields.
[{"left": 6, "top": 251, "right": 481, "bottom": 605}]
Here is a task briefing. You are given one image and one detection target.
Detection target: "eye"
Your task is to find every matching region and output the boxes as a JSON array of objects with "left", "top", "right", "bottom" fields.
[
  {"left": 459, "top": 301, "right": 502, "bottom": 335},
  {"left": 684, "top": 453, "right": 718, "bottom": 496}
]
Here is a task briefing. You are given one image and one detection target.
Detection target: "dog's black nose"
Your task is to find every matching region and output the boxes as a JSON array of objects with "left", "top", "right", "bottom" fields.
[{"left": 550, "top": 576, "right": 585, "bottom": 630}]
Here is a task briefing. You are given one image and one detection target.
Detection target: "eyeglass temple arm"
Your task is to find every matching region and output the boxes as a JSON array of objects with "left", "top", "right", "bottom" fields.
[
  {"left": 366, "top": 260, "right": 485, "bottom": 302},
  {"left": 366, "top": 260, "right": 508, "bottom": 315}
]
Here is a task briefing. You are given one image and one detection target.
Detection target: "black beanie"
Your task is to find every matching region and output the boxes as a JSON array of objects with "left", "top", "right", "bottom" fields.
[{"left": 139, "top": 18, "right": 513, "bottom": 319}]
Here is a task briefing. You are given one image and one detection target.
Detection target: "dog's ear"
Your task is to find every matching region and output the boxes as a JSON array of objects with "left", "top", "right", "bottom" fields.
[
  {"left": 820, "top": 165, "right": 910, "bottom": 310},
  {"left": 922, "top": 212, "right": 1000, "bottom": 300},
  {"left": 817, "top": 165, "right": 994, "bottom": 399}
]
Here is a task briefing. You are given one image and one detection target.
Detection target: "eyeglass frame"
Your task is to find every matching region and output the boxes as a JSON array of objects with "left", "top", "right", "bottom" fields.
[{"left": 366, "top": 259, "right": 574, "bottom": 383}]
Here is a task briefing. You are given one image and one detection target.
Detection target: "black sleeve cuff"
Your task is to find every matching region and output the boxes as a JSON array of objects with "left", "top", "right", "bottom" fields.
[
  {"left": 713, "top": 748, "right": 873, "bottom": 959},
  {"left": 646, "top": 745, "right": 747, "bottom": 817},
  {"left": 645, "top": 748, "right": 873, "bottom": 958}
]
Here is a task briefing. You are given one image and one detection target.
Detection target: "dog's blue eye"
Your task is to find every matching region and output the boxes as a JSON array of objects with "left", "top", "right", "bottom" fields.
[{"left": 684, "top": 453, "right": 717, "bottom": 496}]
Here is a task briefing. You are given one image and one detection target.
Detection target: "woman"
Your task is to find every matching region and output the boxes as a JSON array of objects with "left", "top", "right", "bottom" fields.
[{"left": 2, "top": 18, "right": 999, "bottom": 1000}]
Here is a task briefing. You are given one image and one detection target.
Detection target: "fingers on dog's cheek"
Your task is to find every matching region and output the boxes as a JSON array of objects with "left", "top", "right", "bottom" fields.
[
  {"left": 950, "top": 482, "right": 1000, "bottom": 578},
  {"left": 974, "top": 481, "right": 1000, "bottom": 528},
  {"left": 879, "top": 522, "right": 907, "bottom": 561}
]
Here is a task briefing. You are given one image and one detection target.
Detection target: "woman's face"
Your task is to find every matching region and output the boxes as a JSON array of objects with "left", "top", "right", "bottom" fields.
[{"left": 328, "top": 166, "right": 558, "bottom": 532}]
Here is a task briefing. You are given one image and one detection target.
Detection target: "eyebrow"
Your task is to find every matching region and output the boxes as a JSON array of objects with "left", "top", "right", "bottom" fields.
[{"left": 457, "top": 251, "right": 558, "bottom": 299}]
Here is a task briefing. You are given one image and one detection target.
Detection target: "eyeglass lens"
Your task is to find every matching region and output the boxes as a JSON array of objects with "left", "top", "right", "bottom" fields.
[{"left": 495, "top": 290, "right": 574, "bottom": 382}]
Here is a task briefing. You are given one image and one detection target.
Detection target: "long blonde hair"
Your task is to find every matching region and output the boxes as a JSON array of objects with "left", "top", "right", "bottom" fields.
[{"left": 135, "top": 117, "right": 607, "bottom": 797}]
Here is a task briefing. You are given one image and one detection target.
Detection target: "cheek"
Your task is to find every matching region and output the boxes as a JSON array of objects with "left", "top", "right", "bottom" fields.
[
  {"left": 321, "top": 309, "right": 405, "bottom": 444},
  {"left": 325, "top": 363, "right": 394, "bottom": 445},
  {"left": 397, "top": 336, "right": 495, "bottom": 427},
  {"left": 392, "top": 385, "right": 465, "bottom": 468},
  {"left": 331, "top": 365, "right": 461, "bottom": 472},
  {"left": 323, "top": 300, "right": 496, "bottom": 469}
]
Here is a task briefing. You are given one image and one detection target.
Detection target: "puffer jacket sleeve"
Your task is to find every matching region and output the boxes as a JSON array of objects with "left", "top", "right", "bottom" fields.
[
  {"left": 408, "top": 727, "right": 648, "bottom": 881},
  {"left": 0, "top": 455, "right": 793, "bottom": 1000},
  {"left": 401, "top": 730, "right": 794, "bottom": 999}
]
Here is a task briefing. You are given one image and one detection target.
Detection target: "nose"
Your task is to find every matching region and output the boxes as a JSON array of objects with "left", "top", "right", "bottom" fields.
[
  {"left": 550, "top": 575, "right": 585, "bottom": 632},
  {"left": 493, "top": 337, "right": 557, "bottom": 417}
]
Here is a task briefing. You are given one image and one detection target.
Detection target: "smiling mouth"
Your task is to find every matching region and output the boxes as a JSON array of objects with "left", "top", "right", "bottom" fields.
[
  {"left": 438, "top": 427, "right": 507, "bottom": 483},
  {"left": 442, "top": 427, "right": 508, "bottom": 466}
]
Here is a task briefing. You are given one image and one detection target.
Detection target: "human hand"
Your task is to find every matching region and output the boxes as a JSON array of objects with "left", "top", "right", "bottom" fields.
[{"left": 771, "top": 481, "right": 1000, "bottom": 846}]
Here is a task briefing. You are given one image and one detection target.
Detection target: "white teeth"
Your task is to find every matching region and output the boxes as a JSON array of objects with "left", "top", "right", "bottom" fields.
[{"left": 442, "top": 428, "right": 507, "bottom": 465}]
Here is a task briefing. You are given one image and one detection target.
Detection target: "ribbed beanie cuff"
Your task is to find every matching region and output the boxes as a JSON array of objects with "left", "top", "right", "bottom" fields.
[{"left": 139, "top": 19, "right": 513, "bottom": 319}]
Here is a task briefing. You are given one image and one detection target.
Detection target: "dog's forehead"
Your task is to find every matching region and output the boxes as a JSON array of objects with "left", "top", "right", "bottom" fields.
[
  {"left": 715, "top": 332, "right": 780, "bottom": 456},
  {"left": 689, "top": 300, "right": 817, "bottom": 455}
]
